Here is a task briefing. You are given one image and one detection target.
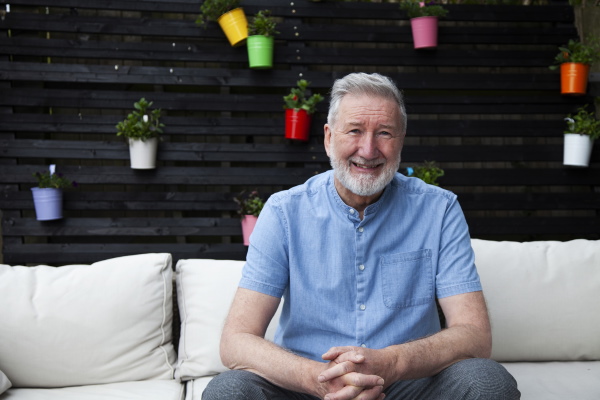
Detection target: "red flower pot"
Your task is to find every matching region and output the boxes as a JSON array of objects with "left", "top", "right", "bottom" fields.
[
  {"left": 285, "top": 109, "right": 312, "bottom": 142},
  {"left": 241, "top": 215, "right": 258, "bottom": 246}
]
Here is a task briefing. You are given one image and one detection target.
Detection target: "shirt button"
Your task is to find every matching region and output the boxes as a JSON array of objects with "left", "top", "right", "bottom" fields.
[
  {"left": 359, "top": 264, "right": 365, "bottom": 271},
  {"left": 349, "top": 209, "right": 355, "bottom": 214},
  {"left": 359, "top": 304, "right": 366, "bottom": 311},
  {"left": 361, "top": 344, "right": 367, "bottom": 348},
  {"left": 358, "top": 227, "right": 364, "bottom": 233}
]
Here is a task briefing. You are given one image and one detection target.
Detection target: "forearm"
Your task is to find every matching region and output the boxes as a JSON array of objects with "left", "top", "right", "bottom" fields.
[
  {"left": 386, "top": 321, "right": 491, "bottom": 382},
  {"left": 221, "top": 330, "right": 323, "bottom": 396}
]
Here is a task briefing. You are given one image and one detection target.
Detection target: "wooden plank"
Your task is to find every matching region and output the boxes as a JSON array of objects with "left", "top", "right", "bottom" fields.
[
  {"left": 2, "top": 165, "right": 600, "bottom": 187},
  {"left": 0, "top": 191, "right": 240, "bottom": 211},
  {"left": 2, "top": 217, "right": 242, "bottom": 236},
  {"left": 1, "top": 243, "right": 249, "bottom": 265},
  {"left": 0, "top": 114, "right": 570, "bottom": 138},
  {"left": 0, "top": 88, "right": 587, "bottom": 115},
  {"left": 4, "top": 138, "right": 596, "bottom": 164},
  {"left": 0, "top": 61, "right": 565, "bottom": 90},
  {"left": 4, "top": 1, "right": 575, "bottom": 22}
]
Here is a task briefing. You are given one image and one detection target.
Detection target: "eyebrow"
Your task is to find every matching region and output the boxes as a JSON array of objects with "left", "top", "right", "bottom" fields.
[{"left": 344, "top": 121, "right": 397, "bottom": 130}]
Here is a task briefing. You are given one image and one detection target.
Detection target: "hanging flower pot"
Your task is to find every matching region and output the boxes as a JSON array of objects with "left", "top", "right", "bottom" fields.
[
  {"left": 129, "top": 138, "right": 158, "bottom": 169},
  {"left": 282, "top": 80, "right": 324, "bottom": 142},
  {"left": 410, "top": 16, "right": 439, "bottom": 49},
  {"left": 31, "top": 165, "right": 77, "bottom": 221},
  {"left": 550, "top": 37, "right": 600, "bottom": 96},
  {"left": 563, "top": 134, "right": 593, "bottom": 167},
  {"left": 234, "top": 191, "right": 265, "bottom": 246},
  {"left": 560, "top": 63, "right": 590, "bottom": 96},
  {"left": 246, "top": 10, "right": 278, "bottom": 69},
  {"left": 217, "top": 7, "right": 248, "bottom": 47},
  {"left": 241, "top": 215, "right": 258, "bottom": 246},
  {"left": 116, "top": 98, "right": 164, "bottom": 169},
  {"left": 31, "top": 187, "right": 63, "bottom": 221},
  {"left": 399, "top": 0, "right": 448, "bottom": 50},
  {"left": 247, "top": 35, "right": 274, "bottom": 69},
  {"left": 285, "top": 109, "right": 312, "bottom": 142},
  {"left": 562, "top": 105, "right": 600, "bottom": 168}
]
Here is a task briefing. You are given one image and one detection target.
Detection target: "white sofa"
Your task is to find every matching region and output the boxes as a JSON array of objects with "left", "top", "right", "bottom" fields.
[{"left": 1, "top": 239, "right": 599, "bottom": 400}]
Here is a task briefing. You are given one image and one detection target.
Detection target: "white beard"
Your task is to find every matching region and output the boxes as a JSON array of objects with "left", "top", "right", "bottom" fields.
[{"left": 329, "top": 144, "right": 400, "bottom": 197}]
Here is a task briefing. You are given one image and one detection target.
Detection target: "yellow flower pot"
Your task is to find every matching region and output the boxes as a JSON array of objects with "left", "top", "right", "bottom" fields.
[{"left": 217, "top": 8, "right": 248, "bottom": 47}]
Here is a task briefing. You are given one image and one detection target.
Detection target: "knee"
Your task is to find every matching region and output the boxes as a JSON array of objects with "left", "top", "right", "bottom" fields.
[
  {"left": 443, "top": 358, "right": 520, "bottom": 400},
  {"left": 202, "top": 370, "right": 265, "bottom": 400}
]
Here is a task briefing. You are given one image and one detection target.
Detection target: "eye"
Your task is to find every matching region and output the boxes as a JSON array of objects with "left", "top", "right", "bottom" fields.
[
  {"left": 378, "top": 131, "right": 392, "bottom": 138},
  {"left": 348, "top": 129, "right": 361, "bottom": 135}
]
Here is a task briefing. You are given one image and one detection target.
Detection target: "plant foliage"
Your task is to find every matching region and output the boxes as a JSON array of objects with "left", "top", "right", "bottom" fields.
[
  {"left": 550, "top": 37, "right": 600, "bottom": 69},
  {"left": 233, "top": 190, "right": 265, "bottom": 217},
  {"left": 564, "top": 104, "right": 600, "bottom": 140},
  {"left": 283, "top": 80, "right": 325, "bottom": 115},
  {"left": 248, "top": 10, "right": 279, "bottom": 37},
  {"left": 33, "top": 171, "right": 77, "bottom": 189},
  {"left": 116, "top": 98, "right": 165, "bottom": 142},
  {"left": 399, "top": 0, "right": 449, "bottom": 18},
  {"left": 196, "top": 0, "right": 240, "bottom": 28},
  {"left": 407, "top": 161, "right": 445, "bottom": 186}
]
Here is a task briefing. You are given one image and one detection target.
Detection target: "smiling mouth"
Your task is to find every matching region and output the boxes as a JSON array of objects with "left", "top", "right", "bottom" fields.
[{"left": 352, "top": 161, "right": 383, "bottom": 171}]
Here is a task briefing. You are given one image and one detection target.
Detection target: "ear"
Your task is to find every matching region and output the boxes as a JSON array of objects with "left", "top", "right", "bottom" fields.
[{"left": 324, "top": 124, "right": 332, "bottom": 157}]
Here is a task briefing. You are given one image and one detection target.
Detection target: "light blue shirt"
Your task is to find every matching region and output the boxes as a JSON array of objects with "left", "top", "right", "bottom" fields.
[{"left": 240, "top": 170, "right": 482, "bottom": 362}]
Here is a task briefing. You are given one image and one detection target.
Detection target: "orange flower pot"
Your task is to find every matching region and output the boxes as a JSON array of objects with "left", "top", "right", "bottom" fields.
[
  {"left": 285, "top": 109, "right": 312, "bottom": 141},
  {"left": 560, "top": 62, "right": 590, "bottom": 96}
]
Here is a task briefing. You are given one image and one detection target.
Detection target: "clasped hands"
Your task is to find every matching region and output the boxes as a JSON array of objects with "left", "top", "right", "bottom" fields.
[{"left": 316, "top": 346, "right": 390, "bottom": 400}]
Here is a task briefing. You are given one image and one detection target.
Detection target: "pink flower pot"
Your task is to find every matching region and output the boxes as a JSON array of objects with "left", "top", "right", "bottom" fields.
[
  {"left": 410, "top": 16, "right": 439, "bottom": 49},
  {"left": 241, "top": 215, "right": 258, "bottom": 246}
]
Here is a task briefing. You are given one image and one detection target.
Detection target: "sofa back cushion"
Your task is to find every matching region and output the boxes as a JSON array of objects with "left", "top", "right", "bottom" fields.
[
  {"left": 472, "top": 239, "right": 600, "bottom": 362},
  {"left": 174, "top": 259, "right": 281, "bottom": 381},
  {"left": 0, "top": 253, "right": 177, "bottom": 388}
]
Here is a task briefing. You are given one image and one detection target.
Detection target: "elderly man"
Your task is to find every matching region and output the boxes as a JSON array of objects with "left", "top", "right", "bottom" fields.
[{"left": 203, "top": 73, "right": 519, "bottom": 400}]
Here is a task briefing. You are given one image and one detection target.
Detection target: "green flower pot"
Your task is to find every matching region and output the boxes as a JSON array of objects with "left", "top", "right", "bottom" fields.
[{"left": 247, "top": 35, "right": 274, "bottom": 69}]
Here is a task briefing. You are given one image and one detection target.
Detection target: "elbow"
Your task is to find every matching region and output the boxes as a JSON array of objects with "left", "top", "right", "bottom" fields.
[{"left": 479, "top": 327, "right": 493, "bottom": 359}]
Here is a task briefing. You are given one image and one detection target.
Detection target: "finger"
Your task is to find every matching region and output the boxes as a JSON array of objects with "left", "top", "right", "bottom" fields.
[
  {"left": 324, "top": 385, "right": 363, "bottom": 400},
  {"left": 322, "top": 346, "right": 357, "bottom": 361},
  {"left": 319, "top": 361, "right": 357, "bottom": 383},
  {"left": 351, "top": 385, "right": 385, "bottom": 400}
]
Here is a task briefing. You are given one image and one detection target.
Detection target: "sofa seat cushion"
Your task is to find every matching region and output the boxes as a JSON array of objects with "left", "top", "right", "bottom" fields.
[
  {"left": 472, "top": 239, "right": 600, "bottom": 362},
  {"left": 0, "top": 253, "right": 177, "bottom": 388},
  {"left": 184, "top": 377, "right": 214, "bottom": 400},
  {"left": 0, "top": 380, "right": 184, "bottom": 400},
  {"left": 502, "top": 361, "right": 600, "bottom": 400}
]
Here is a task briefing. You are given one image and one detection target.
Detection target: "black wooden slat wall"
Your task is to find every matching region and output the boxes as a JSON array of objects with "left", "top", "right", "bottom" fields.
[{"left": 1, "top": 0, "right": 598, "bottom": 265}]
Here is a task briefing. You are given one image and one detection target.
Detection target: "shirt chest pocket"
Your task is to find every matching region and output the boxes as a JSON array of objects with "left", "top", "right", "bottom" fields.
[{"left": 380, "top": 249, "right": 433, "bottom": 309}]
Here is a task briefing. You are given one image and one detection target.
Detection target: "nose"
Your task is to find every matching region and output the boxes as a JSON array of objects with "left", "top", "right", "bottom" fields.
[{"left": 357, "top": 132, "right": 379, "bottom": 159}]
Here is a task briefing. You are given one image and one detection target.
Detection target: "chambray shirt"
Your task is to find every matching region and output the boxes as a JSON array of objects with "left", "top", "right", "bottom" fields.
[{"left": 240, "top": 170, "right": 481, "bottom": 362}]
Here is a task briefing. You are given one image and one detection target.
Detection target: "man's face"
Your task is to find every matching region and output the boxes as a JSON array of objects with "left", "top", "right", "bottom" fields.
[{"left": 325, "top": 93, "right": 405, "bottom": 199}]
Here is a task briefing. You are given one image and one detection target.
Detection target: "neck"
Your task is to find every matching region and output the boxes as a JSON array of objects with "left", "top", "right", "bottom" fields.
[{"left": 333, "top": 177, "right": 383, "bottom": 219}]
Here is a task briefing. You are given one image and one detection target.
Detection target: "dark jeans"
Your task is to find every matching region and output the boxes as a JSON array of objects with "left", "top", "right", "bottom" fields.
[{"left": 202, "top": 358, "right": 520, "bottom": 400}]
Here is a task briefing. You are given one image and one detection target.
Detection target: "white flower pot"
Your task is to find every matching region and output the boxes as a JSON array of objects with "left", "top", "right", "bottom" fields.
[
  {"left": 128, "top": 138, "right": 158, "bottom": 169},
  {"left": 563, "top": 134, "right": 593, "bottom": 167}
]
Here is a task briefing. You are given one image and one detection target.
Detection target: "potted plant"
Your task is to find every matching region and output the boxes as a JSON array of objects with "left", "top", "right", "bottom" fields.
[
  {"left": 563, "top": 105, "right": 600, "bottom": 167},
  {"left": 31, "top": 165, "right": 77, "bottom": 221},
  {"left": 406, "top": 161, "right": 445, "bottom": 186},
  {"left": 283, "top": 80, "right": 324, "bottom": 142},
  {"left": 233, "top": 190, "right": 265, "bottom": 246},
  {"left": 196, "top": 0, "right": 248, "bottom": 47},
  {"left": 247, "top": 10, "right": 279, "bottom": 69},
  {"left": 549, "top": 37, "right": 600, "bottom": 96},
  {"left": 116, "top": 98, "right": 165, "bottom": 169},
  {"left": 399, "top": 0, "right": 449, "bottom": 49}
]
